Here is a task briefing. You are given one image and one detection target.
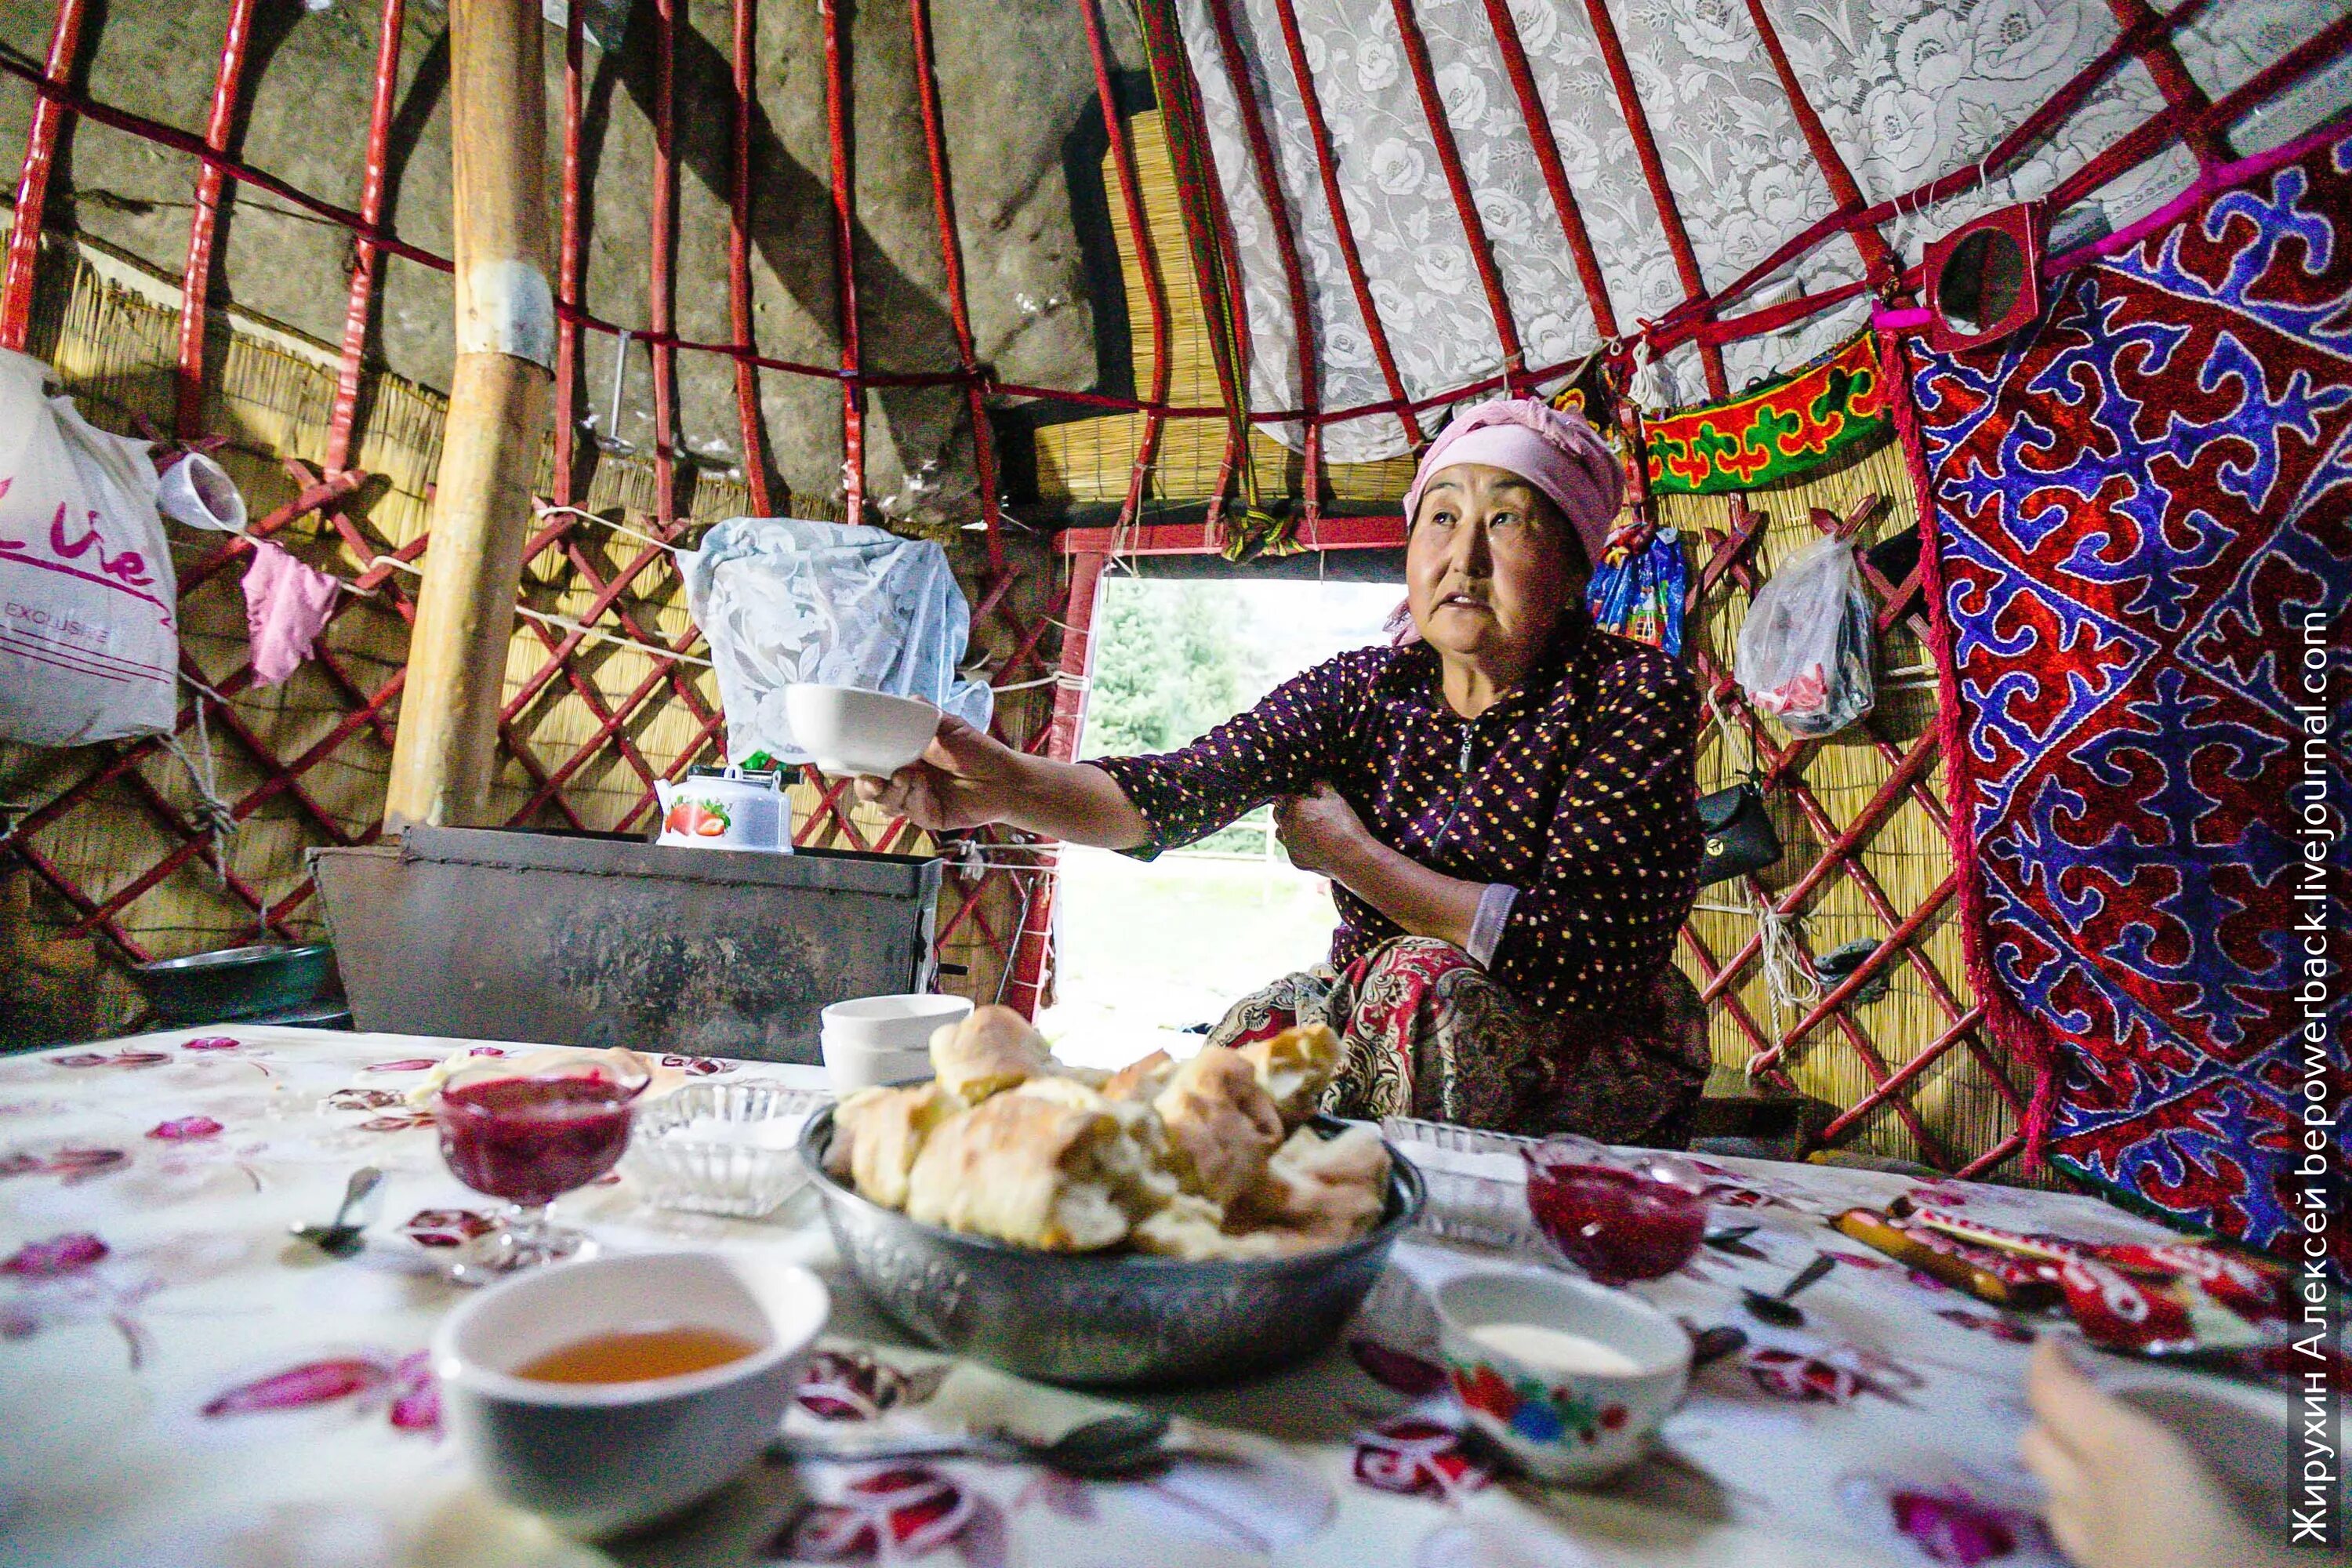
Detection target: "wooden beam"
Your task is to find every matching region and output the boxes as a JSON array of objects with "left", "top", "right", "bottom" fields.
[{"left": 385, "top": 0, "right": 554, "bottom": 828}]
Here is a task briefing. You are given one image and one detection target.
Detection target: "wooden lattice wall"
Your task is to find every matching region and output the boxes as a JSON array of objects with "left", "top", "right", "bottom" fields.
[
  {"left": 0, "top": 229, "right": 1046, "bottom": 1041},
  {"left": 1666, "top": 445, "right": 2025, "bottom": 1179}
]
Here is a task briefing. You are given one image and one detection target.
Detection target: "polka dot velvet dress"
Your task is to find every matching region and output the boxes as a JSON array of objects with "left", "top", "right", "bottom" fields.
[{"left": 1091, "top": 613, "right": 1711, "bottom": 1144}]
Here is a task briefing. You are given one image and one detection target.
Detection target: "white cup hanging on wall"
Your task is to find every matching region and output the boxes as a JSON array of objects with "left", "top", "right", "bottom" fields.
[{"left": 154, "top": 453, "right": 247, "bottom": 533}]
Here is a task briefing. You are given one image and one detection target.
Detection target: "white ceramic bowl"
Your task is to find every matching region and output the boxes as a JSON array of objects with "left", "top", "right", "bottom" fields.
[
  {"left": 784, "top": 684, "right": 941, "bottom": 778},
  {"left": 1434, "top": 1269, "right": 1691, "bottom": 1484},
  {"left": 433, "top": 1250, "right": 828, "bottom": 1537},
  {"left": 819, "top": 993, "right": 971, "bottom": 1092}
]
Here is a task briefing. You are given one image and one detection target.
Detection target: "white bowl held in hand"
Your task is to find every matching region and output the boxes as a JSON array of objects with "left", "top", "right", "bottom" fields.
[
  {"left": 433, "top": 1250, "right": 828, "bottom": 1537},
  {"left": 784, "top": 684, "right": 940, "bottom": 778}
]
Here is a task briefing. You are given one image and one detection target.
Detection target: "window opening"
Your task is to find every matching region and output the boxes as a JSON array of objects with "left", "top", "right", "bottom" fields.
[{"left": 1037, "top": 572, "right": 1398, "bottom": 1069}]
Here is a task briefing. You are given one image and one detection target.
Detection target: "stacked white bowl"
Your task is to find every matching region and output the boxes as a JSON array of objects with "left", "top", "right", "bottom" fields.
[{"left": 818, "top": 993, "right": 971, "bottom": 1091}]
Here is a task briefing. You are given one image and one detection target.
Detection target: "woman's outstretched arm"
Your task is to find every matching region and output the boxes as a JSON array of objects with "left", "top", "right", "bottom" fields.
[{"left": 854, "top": 713, "right": 1152, "bottom": 848}]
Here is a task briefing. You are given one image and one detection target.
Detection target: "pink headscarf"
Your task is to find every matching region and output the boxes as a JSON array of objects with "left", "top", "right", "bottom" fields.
[{"left": 1401, "top": 398, "right": 1624, "bottom": 568}]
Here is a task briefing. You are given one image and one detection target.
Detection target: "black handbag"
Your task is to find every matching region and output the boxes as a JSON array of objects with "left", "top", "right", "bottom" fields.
[{"left": 1696, "top": 780, "right": 1781, "bottom": 886}]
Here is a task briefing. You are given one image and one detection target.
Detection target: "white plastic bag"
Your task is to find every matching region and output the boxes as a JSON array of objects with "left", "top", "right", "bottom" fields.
[
  {"left": 1734, "top": 535, "right": 1875, "bottom": 737},
  {"left": 0, "top": 348, "right": 179, "bottom": 746},
  {"left": 682, "top": 517, "right": 993, "bottom": 766}
]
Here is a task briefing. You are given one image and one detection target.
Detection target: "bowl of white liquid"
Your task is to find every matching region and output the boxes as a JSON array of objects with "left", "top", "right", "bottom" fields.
[{"left": 1433, "top": 1269, "right": 1692, "bottom": 1483}]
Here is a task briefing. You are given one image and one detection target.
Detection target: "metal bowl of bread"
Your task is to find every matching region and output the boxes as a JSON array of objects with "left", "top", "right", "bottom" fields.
[{"left": 798, "top": 1006, "right": 1424, "bottom": 1388}]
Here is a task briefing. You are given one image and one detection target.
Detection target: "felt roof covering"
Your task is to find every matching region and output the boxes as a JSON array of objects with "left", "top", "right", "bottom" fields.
[{"left": 2, "top": 0, "right": 2346, "bottom": 514}]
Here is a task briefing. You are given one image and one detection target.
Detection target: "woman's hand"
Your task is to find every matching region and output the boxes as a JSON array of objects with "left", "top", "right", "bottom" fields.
[
  {"left": 2019, "top": 1337, "right": 2283, "bottom": 1568},
  {"left": 854, "top": 713, "right": 1026, "bottom": 832},
  {"left": 1273, "top": 783, "right": 1372, "bottom": 878}
]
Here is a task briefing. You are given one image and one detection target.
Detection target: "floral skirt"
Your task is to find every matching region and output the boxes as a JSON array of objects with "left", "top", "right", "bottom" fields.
[{"left": 1203, "top": 936, "right": 1712, "bottom": 1146}]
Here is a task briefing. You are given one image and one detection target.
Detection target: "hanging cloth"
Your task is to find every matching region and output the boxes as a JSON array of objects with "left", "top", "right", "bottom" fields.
[
  {"left": 682, "top": 517, "right": 993, "bottom": 766},
  {"left": 240, "top": 540, "right": 341, "bottom": 687}
]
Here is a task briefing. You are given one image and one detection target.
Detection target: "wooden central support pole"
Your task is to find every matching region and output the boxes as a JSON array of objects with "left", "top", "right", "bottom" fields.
[{"left": 385, "top": 0, "right": 554, "bottom": 828}]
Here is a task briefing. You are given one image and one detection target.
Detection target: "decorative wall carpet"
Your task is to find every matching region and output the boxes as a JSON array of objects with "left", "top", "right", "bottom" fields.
[
  {"left": 1645, "top": 332, "right": 1893, "bottom": 495},
  {"left": 1904, "top": 127, "right": 2352, "bottom": 1268}
]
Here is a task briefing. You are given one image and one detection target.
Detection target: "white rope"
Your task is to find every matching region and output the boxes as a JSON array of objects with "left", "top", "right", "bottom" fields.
[
  {"left": 989, "top": 671, "right": 1090, "bottom": 695},
  {"left": 531, "top": 501, "right": 690, "bottom": 557},
  {"left": 361, "top": 554, "right": 714, "bottom": 669},
  {"left": 163, "top": 673, "right": 240, "bottom": 887},
  {"left": 1741, "top": 878, "right": 1820, "bottom": 1076}
]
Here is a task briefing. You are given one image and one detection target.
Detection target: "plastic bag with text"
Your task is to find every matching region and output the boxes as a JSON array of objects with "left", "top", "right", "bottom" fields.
[
  {"left": 0, "top": 348, "right": 178, "bottom": 746},
  {"left": 1734, "top": 535, "right": 1874, "bottom": 737}
]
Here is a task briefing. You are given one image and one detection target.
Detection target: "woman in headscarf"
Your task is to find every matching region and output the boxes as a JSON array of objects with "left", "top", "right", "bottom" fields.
[{"left": 858, "top": 399, "right": 1710, "bottom": 1144}]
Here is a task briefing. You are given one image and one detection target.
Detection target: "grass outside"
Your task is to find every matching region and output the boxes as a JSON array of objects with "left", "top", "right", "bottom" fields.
[{"left": 1036, "top": 843, "right": 1338, "bottom": 1070}]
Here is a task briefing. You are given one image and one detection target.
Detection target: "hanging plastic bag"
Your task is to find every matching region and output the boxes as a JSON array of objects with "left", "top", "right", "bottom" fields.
[
  {"left": 1734, "top": 535, "right": 1875, "bottom": 737},
  {"left": 1586, "top": 519, "right": 1687, "bottom": 657},
  {"left": 0, "top": 348, "right": 179, "bottom": 746},
  {"left": 682, "top": 517, "right": 993, "bottom": 766}
]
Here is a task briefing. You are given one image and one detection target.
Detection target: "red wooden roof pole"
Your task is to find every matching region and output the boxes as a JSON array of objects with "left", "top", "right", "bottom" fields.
[
  {"left": 1201, "top": 0, "right": 1323, "bottom": 523},
  {"left": 1738, "top": 0, "right": 1899, "bottom": 288},
  {"left": 1266, "top": 0, "right": 1425, "bottom": 445},
  {"left": 648, "top": 0, "right": 681, "bottom": 528},
  {"left": 175, "top": 0, "right": 260, "bottom": 439},
  {"left": 729, "top": 0, "right": 775, "bottom": 517},
  {"left": 1200, "top": 103, "right": 1258, "bottom": 521},
  {"left": 1075, "top": 0, "right": 1171, "bottom": 531},
  {"left": 1384, "top": 0, "right": 1525, "bottom": 394},
  {"left": 1133, "top": 0, "right": 1254, "bottom": 525},
  {"left": 325, "top": 0, "right": 405, "bottom": 472},
  {"left": 906, "top": 0, "right": 1004, "bottom": 564},
  {"left": 819, "top": 0, "right": 866, "bottom": 518},
  {"left": 2029, "top": 12, "right": 2352, "bottom": 234},
  {"left": 1573, "top": 0, "right": 1728, "bottom": 398},
  {"left": 1479, "top": 0, "right": 1619, "bottom": 342},
  {"left": 2102, "top": 0, "right": 2227, "bottom": 169},
  {"left": 0, "top": 0, "right": 87, "bottom": 350},
  {"left": 552, "top": 0, "right": 586, "bottom": 504}
]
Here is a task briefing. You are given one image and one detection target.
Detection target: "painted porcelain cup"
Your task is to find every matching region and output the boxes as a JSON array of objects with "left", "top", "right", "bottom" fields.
[{"left": 1434, "top": 1269, "right": 1692, "bottom": 1485}]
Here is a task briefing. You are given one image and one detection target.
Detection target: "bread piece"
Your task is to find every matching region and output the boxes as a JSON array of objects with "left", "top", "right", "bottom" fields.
[
  {"left": 930, "top": 1004, "right": 1052, "bottom": 1102},
  {"left": 1151, "top": 1047, "right": 1283, "bottom": 1207},
  {"left": 1014, "top": 1076, "right": 1181, "bottom": 1215},
  {"left": 1236, "top": 1023, "right": 1341, "bottom": 1126},
  {"left": 833, "top": 1082, "right": 963, "bottom": 1210},
  {"left": 1104, "top": 1049, "right": 1176, "bottom": 1104},
  {"left": 905, "top": 1094, "right": 1131, "bottom": 1251},
  {"left": 1130, "top": 1190, "right": 1349, "bottom": 1261},
  {"left": 1236, "top": 1123, "right": 1390, "bottom": 1244},
  {"left": 1129, "top": 1193, "right": 1233, "bottom": 1260}
]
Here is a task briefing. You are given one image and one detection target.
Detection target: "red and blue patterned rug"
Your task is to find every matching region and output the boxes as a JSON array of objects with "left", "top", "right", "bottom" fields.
[{"left": 1904, "top": 127, "right": 2351, "bottom": 1267}]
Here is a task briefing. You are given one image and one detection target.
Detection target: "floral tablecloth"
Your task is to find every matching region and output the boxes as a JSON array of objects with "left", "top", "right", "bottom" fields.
[{"left": 0, "top": 1027, "right": 2192, "bottom": 1568}]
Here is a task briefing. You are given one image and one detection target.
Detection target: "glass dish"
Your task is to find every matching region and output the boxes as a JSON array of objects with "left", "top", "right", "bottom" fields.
[
  {"left": 1380, "top": 1116, "right": 1542, "bottom": 1254},
  {"left": 622, "top": 1081, "right": 829, "bottom": 1218}
]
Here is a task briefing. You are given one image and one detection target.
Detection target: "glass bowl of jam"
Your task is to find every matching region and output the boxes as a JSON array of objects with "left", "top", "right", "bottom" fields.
[{"left": 1522, "top": 1135, "right": 1709, "bottom": 1285}]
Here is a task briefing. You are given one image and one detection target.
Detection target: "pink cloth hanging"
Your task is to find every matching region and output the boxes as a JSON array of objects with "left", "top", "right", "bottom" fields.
[{"left": 240, "top": 539, "right": 340, "bottom": 687}]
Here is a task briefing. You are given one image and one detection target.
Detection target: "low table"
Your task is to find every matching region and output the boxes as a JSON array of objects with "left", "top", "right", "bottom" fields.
[{"left": 0, "top": 1027, "right": 2183, "bottom": 1566}]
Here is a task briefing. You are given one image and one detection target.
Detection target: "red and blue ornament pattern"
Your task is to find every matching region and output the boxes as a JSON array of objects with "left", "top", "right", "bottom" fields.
[{"left": 1907, "top": 129, "right": 2352, "bottom": 1268}]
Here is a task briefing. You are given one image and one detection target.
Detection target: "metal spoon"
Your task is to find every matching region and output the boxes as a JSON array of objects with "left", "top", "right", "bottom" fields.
[
  {"left": 1741, "top": 1251, "right": 1835, "bottom": 1328},
  {"left": 1688, "top": 1323, "right": 1750, "bottom": 1369},
  {"left": 770, "top": 1410, "right": 1172, "bottom": 1478},
  {"left": 290, "top": 1167, "right": 383, "bottom": 1258}
]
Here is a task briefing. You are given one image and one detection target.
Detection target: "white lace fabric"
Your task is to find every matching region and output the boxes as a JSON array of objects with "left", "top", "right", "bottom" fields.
[{"left": 1172, "top": 0, "right": 2349, "bottom": 460}]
